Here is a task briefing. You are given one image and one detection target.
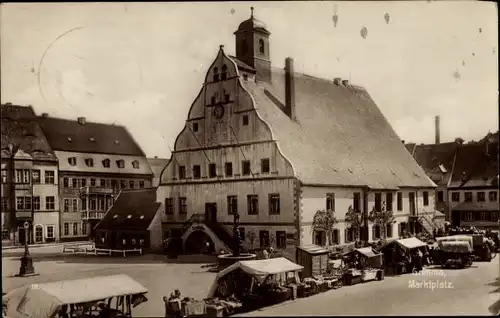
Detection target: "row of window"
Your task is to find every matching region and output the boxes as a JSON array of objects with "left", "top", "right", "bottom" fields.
[
  {"left": 1, "top": 169, "right": 56, "bottom": 184},
  {"left": 63, "top": 197, "right": 112, "bottom": 212},
  {"left": 461, "top": 211, "right": 499, "bottom": 222},
  {"left": 178, "top": 159, "right": 270, "bottom": 180},
  {"left": 62, "top": 177, "right": 145, "bottom": 189},
  {"left": 191, "top": 113, "right": 249, "bottom": 132},
  {"left": 165, "top": 194, "right": 281, "bottom": 216},
  {"left": 67, "top": 157, "right": 140, "bottom": 169},
  {"left": 212, "top": 65, "right": 228, "bottom": 82},
  {"left": 315, "top": 222, "right": 411, "bottom": 246},
  {"left": 2, "top": 196, "right": 56, "bottom": 211},
  {"left": 1, "top": 225, "right": 56, "bottom": 241},
  {"left": 62, "top": 222, "right": 87, "bottom": 236},
  {"left": 451, "top": 191, "right": 497, "bottom": 203}
]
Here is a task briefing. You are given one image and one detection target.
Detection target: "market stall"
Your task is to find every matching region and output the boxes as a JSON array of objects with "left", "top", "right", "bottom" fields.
[
  {"left": 206, "top": 258, "right": 304, "bottom": 314},
  {"left": 342, "top": 247, "right": 384, "bottom": 285},
  {"left": 296, "top": 245, "right": 329, "bottom": 279},
  {"left": 379, "top": 237, "right": 427, "bottom": 276}
]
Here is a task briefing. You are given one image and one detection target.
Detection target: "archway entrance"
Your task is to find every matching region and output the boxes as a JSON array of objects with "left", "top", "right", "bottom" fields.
[{"left": 184, "top": 230, "right": 215, "bottom": 255}]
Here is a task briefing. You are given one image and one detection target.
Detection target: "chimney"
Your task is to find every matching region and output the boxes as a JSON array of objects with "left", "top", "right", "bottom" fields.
[
  {"left": 342, "top": 80, "right": 350, "bottom": 87},
  {"left": 77, "top": 117, "right": 86, "bottom": 125},
  {"left": 41, "top": 113, "right": 49, "bottom": 118},
  {"left": 435, "top": 115, "right": 440, "bottom": 144},
  {"left": 285, "top": 57, "right": 296, "bottom": 120},
  {"left": 333, "top": 78, "right": 342, "bottom": 86},
  {"left": 402, "top": 140, "right": 405, "bottom": 144}
]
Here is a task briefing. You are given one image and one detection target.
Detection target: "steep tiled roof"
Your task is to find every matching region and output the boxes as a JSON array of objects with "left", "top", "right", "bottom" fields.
[
  {"left": 448, "top": 142, "right": 498, "bottom": 188},
  {"left": 1, "top": 104, "right": 57, "bottom": 161},
  {"left": 95, "top": 188, "right": 160, "bottom": 231},
  {"left": 239, "top": 67, "right": 435, "bottom": 189},
  {"left": 37, "top": 116, "right": 145, "bottom": 156},
  {"left": 408, "top": 142, "right": 459, "bottom": 186},
  {"left": 147, "top": 157, "right": 170, "bottom": 179},
  {"left": 228, "top": 56, "right": 256, "bottom": 73}
]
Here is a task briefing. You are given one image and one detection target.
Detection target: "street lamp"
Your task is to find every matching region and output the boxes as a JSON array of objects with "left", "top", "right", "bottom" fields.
[{"left": 17, "top": 221, "right": 36, "bottom": 276}]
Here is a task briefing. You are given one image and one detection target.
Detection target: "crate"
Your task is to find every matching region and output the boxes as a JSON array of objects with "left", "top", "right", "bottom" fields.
[{"left": 206, "top": 305, "right": 224, "bottom": 317}]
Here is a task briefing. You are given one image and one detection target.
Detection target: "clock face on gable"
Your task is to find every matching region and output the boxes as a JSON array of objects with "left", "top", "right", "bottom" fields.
[{"left": 213, "top": 105, "right": 225, "bottom": 119}]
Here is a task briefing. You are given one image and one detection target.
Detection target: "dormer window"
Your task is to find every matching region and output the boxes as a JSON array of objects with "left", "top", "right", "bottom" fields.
[
  {"left": 89, "top": 137, "right": 96, "bottom": 142},
  {"left": 113, "top": 214, "right": 118, "bottom": 219},
  {"left": 67, "top": 137, "right": 73, "bottom": 142},
  {"left": 192, "top": 122, "right": 199, "bottom": 132},
  {"left": 85, "top": 158, "right": 94, "bottom": 167},
  {"left": 102, "top": 159, "right": 111, "bottom": 168},
  {"left": 242, "top": 114, "right": 249, "bottom": 126},
  {"left": 221, "top": 65, "right": 227, "bottom": 80},
  {"left": 132, "top": 160, "right": 140, "bottom": 169},
  {"left": 211, "top": 95, "right": 217, "bottom": 105},
  {"left": 224, "top": 91, "right": 230, "bottom": 103},
  {"left": 259, "top": 39, "right": 265, "bottom": 54},
  {"left": 243, "top": 74, "right": 249, "bottom": 81},
  {"left": 139, "top": 215, "right": 144, "bottom": 220},
  {"left": 116, "top": 160, "right": 125, "bottom": 168},
  {"left": 114, "top": 140, "right": 120, "bottom": 145},
  {"left": 127, "top": 215, "right": 132, "bottom": 219},
  {"left": 213, "top": 67, "right": 219, "bottom": 82},
  {"left": 68, "top": 157, "right": 77, "bottom": 166}
]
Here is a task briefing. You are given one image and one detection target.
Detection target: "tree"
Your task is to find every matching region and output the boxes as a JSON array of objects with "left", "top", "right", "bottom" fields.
[
  {"left": 368, "top": 201, "right": 395, "bottom": 241},
  {"left": 311, "top": 209, "right": 338, "bottom": 248},
  {"left": 345, "top": 205, "right": 364, "bottom": 243}
]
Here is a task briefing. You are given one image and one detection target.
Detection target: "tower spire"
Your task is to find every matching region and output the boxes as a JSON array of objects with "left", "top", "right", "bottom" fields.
[{"left": 250, "top": 6, "right": 254, "bottom": 18}]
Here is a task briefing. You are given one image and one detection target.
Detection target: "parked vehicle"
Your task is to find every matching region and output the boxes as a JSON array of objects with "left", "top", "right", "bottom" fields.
[{"left": 434, "top": 240, "right": 474, "bottom": 269}]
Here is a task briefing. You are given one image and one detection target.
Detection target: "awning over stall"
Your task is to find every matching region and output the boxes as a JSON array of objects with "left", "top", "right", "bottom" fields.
[
  {"left": 356, "top": 247, "right": 378, "bottom": 258},
  {"left": 395, "top": 237, "right": 427, "bottom": 251},
  {"left": 208, "top": 258, "right": 303, "bottom": 298},
  {"left": 8, "top": 274, "right": 147, "bottom": 318}
]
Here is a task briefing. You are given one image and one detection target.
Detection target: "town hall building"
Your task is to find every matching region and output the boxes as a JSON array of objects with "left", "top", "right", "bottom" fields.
[{"left": 156, "top": 8, "right": 437, "bottom": 259}]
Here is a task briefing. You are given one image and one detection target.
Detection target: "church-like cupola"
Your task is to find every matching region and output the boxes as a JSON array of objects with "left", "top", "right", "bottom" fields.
[{"left": 234, "top": 7, "right": 272, "bottom": 83}]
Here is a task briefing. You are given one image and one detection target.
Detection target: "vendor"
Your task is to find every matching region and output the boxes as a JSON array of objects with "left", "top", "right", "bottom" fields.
[{"left": 169, "top": 289, "right": 181, "bottom": 301}]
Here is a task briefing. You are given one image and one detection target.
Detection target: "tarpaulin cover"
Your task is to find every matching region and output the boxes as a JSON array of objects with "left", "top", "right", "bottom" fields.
[
  {"left": 436, "top": 235, "right": 473, "bottom": 248},
  {"left": 439, "top": 241, "right": 473, "bottom": 253},
  {"left": 6, "top": 274, "right": 147, "bottom": 318},
  {"left": 207, "top": 258, "right": 303, "bottom": 298},
  {"left": 356, "top": 247, "right": 378, "bottom": 258},
  {"left": 395, "top": 237, "right": 427, "bottom": 251}
]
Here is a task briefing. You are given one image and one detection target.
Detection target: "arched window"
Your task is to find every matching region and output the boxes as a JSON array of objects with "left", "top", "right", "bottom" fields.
[
  {"left": 259, "top": 39, "right": 265, "bottom": 54},
  {"left": 221, "top": 65, "right": 227, "bottom": 80},
  {"left": 213, "top": 67, "right": 219, "bottom": 82}
]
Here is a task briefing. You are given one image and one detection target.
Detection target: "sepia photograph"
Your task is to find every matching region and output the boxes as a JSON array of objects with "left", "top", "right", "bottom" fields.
[{"left": 1, "top": 2, "right": 499, "bottom": 317}]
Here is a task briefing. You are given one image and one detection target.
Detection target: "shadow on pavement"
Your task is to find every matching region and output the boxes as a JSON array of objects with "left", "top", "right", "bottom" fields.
[
  {"left": 4, "top": 253, "right": 217, "bottom": 265},
  {"left": 486, "top": 276, "right": 500, "bottom": 294}
]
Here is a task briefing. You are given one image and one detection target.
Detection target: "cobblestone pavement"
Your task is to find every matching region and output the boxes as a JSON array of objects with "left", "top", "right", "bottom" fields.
[
  {"left": 2, "top": 246, "right": 217, "bottom": 317},
  {"left": 239, "top": 258, "right": 500, "bottom": 316},
  {"left": 4, "top": 246, "right": 499, "bottom": 317}
]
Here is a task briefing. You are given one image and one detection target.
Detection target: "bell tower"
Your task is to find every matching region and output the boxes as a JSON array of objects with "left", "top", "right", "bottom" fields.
[{"left": 234, "top": 7, "right": 271, "bottom": 83}]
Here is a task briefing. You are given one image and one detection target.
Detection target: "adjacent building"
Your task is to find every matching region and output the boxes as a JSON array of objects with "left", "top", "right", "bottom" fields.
[
  {"left": 147, "top": 157, "right": 170, "bottom": 188},
  {"left": 37, "top": 114, "right": 154, "bottom": 241},
  {"left": 406, "top": 127, "right": 499, "bottom": 230},
  {"left": 1, "top": 104, "right": 60, "bottom": 244},
  {"left": 157, "top": 9, "right": 436, "bottom": 259},
  {"left": 94, "top": 188, "right": 164, "bottom": 252}
]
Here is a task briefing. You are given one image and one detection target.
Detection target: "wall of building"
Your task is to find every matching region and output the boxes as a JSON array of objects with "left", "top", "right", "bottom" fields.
[
  {"left": 447, "top": 187, "right": 499, "bottom": 227},
  {"left": 148, "top": 206, "right": 166, "bottom": 252},
  {"left": 299, "top": 187, "right": 436, "bottom": 247},
  {"left": 300, "top": 186, "right": 364, "bottom": 246},
  {"left": 158, "top": 178, "right": 296, "bottom": 224}
]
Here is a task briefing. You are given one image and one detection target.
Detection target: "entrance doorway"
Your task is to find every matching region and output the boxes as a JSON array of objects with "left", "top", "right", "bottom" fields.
[
  {"left": 205, "top": 203, "right": 217, "bottom": 223},
  {"left": 185, "top": 230, "right": 215, "bottom": 254},
  {"left": 17, "top": 227, "right": 32, "bottom": 245}
]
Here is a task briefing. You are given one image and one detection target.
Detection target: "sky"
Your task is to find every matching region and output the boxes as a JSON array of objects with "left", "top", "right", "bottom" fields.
[{"left": 1, "top": 2, "right": 498, "bottom": 158}]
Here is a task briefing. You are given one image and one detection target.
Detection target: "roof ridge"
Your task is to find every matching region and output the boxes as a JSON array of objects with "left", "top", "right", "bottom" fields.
[{"left": 38, "top": 115, "right": 126, "bottom": 128}]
